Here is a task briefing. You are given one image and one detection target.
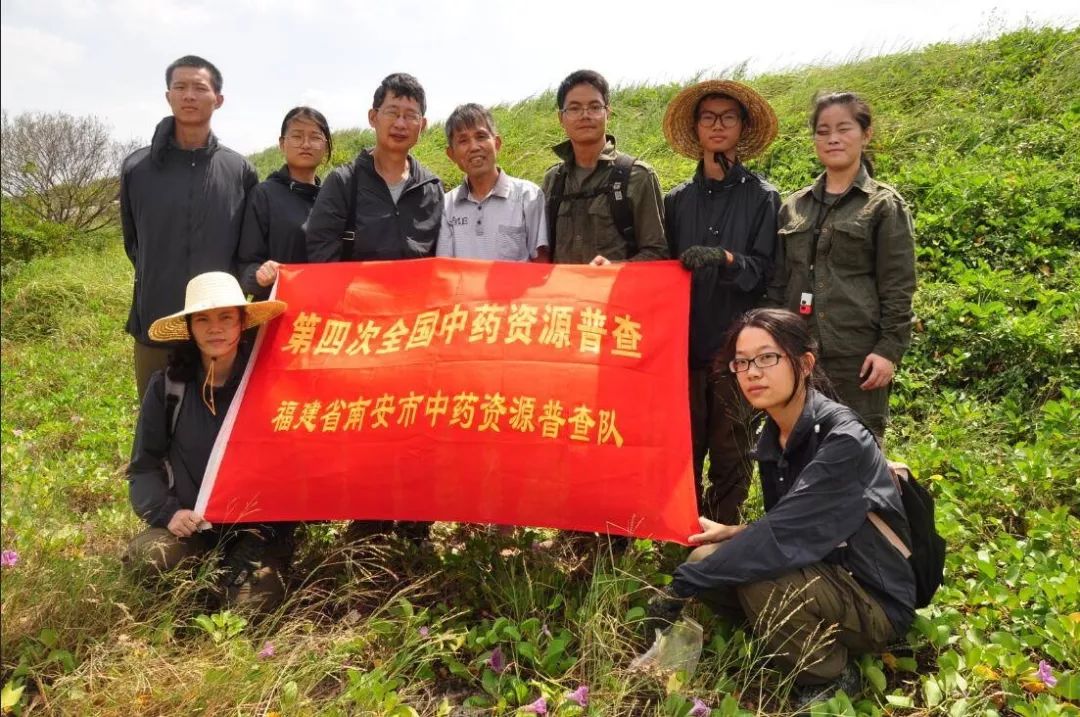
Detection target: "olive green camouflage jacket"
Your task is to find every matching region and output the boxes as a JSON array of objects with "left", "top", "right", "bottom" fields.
[
  {"left": 767, "top": 167, "right": 915, "bottom": 363},
  {"left": 541, "top": 135, "right": 668, "bottom": 264}
]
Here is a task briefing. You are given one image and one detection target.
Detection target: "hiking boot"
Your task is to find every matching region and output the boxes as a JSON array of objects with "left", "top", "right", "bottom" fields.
[{"left": 792, "top": 663, "right": 862, "bottom": 715}]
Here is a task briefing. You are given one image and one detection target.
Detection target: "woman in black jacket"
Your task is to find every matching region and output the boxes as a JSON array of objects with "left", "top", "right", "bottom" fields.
[
  {"left": 123, "top": 272, "right": 291, "bottom": 611},
  {"left": 646, "top": 308, "right": 915, "bottom": 711},
  {"left": 237, "top": 106, "right": 332, "bottom": 298}
]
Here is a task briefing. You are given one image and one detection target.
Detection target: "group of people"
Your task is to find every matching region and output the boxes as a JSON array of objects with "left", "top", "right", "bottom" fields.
[{"left": 120, "top": 54, "right": 919, "bottom": 709}]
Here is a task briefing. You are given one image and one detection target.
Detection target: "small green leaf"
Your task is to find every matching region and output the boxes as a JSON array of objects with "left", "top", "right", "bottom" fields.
[
  {"left": 864, "top": 665, "right": 887, "bottom": 693},
  {"left": 924, "top": 677, "right": 943, "bottom": 707},
  {"left": 1, "top": 681, "right": 26, "bottom": 712},
  {"left": 885, "top": 694, "right": 914, "bottom": 708}
]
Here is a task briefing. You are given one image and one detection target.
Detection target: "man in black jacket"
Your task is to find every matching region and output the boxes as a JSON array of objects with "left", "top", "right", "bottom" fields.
[
  {"left": 120, "top": 55, "right": 258, "bottom": 399},
  {"left": 661, "top": 80, "right": 781, "bottom": 525},
  {"left": 306, "top": 74, "right": 442, "bottom": 544},
  {"left": 305, "top": 73, "right": 443, "bottom": 263}
]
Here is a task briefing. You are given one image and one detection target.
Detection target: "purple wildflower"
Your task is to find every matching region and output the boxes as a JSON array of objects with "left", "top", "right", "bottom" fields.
[
  {"left": 541, "top": 623, "right": 553, "bottom": 639},
  {"left": 12, "top": 429, "right": 24, "bottom": 438},
  {"left": 522, "top": 696, "right": 548, "bottom": 714},
  {"left": 0, "top": 550, "right": 18, "bottom": 568},
  {"left": 489, "top": 646, "right": 506, "bottom": 673},
  {"left": 419, "top": 626, "right": 430, "bottom": 638},
  {"left": 689, "top": 697, "right": 710, "bottom": 717},
  {"left": 1037, "top": 660, "right": 1057, "bottom": 688},
  {"left": 258, "top": 641, "right": 275, "bottom": 659},
  {"left": 566, "top": 684, "right": 589, "bottom": 707}
]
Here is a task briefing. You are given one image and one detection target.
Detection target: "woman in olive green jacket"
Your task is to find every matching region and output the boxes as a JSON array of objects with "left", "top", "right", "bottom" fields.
[{"left": 768, "top": 92, "right": 915, "bottom": 437}]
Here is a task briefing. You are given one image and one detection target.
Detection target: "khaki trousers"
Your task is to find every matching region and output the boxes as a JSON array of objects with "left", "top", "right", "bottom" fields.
[{"left": 688, "top": 544, "right": 895, "bottom": 685}]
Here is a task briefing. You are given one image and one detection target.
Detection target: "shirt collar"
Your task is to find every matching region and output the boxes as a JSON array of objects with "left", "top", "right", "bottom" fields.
[
  {"left": 456, "top": 168, "right": 511, "bottom": 204},
  {"left": 553, "top": 134, "right": 619, "bottom": 164},
  {"left": 810, "top": 164, "right": 875, "bottom": 203},
  {"left": 751, "top": 389, "right": 825, "bottom": 461}
]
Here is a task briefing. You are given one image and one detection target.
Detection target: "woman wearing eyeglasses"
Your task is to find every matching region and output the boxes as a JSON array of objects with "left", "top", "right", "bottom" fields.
[
  {"left": 767, "top": 92, "right": 916, "bottom": 438},
  {"left": 644, "top": 308, "right": 916, "bottom": 712},
  {"left": 660, "top": 80, "right": 781, "bottom": 526},
  {"left": 237, "top": 106, "right": 332, "bottom": 299}
]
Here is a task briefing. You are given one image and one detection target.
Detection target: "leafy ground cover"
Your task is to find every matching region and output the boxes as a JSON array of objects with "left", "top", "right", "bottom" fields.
[{"left": 2, "top": 26, "right": 1078, "bottom": 717}]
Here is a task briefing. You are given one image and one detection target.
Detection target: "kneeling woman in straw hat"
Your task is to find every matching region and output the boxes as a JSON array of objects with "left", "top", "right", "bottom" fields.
[
  {"left": 123, "top": 271, "right": 292, "bottom": 611},
  {"left": 662, "top": 80, "right": 781, "bottom": 526}
]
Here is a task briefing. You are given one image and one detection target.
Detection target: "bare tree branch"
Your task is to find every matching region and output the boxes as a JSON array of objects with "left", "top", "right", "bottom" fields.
[{"left": 1, "top": 110, "right": 135, "bottom": 233}]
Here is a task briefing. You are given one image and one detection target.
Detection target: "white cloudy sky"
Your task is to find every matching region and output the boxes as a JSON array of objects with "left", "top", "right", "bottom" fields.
[{"left": 1, "top": 0, "right": 1076, "bottom": 155}]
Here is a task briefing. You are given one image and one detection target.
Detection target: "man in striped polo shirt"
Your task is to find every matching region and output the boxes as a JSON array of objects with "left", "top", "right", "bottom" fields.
[{"left": 436, "top": 103, "right": 549, "bottom": 262}]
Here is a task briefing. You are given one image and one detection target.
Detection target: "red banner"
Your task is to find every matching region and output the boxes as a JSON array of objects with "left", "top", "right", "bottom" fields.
[{"left": 196, "top": 258, "right": 698, "bottom": 544}]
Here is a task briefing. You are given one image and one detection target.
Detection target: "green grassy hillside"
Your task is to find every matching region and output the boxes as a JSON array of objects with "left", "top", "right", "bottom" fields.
[{"left": 2, "top": 26, "right": 1078, "bottom": 717}]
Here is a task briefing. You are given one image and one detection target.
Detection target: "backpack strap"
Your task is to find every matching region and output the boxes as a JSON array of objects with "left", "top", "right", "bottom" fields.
[
  {"left": 545, "top": 164, "right": 569, "bottom": 260},
  {"left": 339, "top": 155, "right": 364, "bottom": 261},
  {"left": 812, "top": 406, "right": 912, "bottom": 557},
  {"left": 608, "top": 153, "right": 637, "bottom": 255},
  {"left": 869, "top": 460, "right": 914, "bottom": 557},
  {"left": 162, "top": 373, "right": 185, "bottom": 490},
  {"left": 868, "top": 512, "right": 912, "bottom": 558}
]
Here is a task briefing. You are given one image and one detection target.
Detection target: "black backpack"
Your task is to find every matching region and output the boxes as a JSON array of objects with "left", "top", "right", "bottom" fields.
[
  {"left": 876, "top": 463, "right": 947, "bottom": 609},
  {"left": 815, "top": 409, "right": 946, "bottom": 609},
  {"left": 545, "top": 153, "right": 637, "bottom": 259}
]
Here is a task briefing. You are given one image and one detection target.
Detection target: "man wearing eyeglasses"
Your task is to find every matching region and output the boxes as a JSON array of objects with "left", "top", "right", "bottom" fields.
[
  {"left": 306, "top": 73, "right": 443, "bottom": 263},
  {"left": 541, "top": 70, "right": 668, "bottom": 266},
  {"left": 660, "top": 80, "right": 781, "bottom": 526},
  {"left": 120, "top": 55, "right": 258, "bottom": 400}
]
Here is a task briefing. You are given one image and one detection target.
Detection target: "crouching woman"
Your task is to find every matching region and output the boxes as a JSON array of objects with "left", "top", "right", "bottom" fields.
[
  {"left": 123, "top": 272, "right": 291, "bottom": 611},
  {"left": 646, "top": 308, "right": 916, "bottom": 709}
]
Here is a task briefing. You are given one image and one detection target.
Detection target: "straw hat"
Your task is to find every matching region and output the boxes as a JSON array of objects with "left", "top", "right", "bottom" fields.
[
  {"left": 148, "top": 272, "right": 287, "bottom": 342},
  {"left": 663, "top": 80, "right": 778, "bottom": 160}
]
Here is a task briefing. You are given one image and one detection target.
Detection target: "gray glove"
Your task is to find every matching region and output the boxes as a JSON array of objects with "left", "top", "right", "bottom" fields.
[
  {"left": 680, "top": 245, "right": 729, "bottom": 271},
  {"left": 643, "top": 585, "right": 691, "bottom": 640}
]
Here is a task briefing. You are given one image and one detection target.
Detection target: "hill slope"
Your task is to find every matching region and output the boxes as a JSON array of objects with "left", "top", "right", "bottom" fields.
[{"left": 2, "top": 26, "right": 1078, "bottom": 717}]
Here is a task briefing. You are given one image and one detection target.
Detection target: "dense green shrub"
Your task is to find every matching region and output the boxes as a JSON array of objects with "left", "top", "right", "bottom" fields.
[{"left": 1, "top": 200, "right": 71, "bottom": 268}]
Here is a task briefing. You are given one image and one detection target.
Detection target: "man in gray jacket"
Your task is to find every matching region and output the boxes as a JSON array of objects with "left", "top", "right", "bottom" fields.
[{"left": 120, "top": 55, "right": 257, "bottom": 398}]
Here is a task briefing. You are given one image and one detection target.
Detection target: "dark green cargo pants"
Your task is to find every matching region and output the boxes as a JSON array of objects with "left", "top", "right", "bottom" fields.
[
  {"left": 818, "top": 354, "right": 891, "bottom": 439},
  {"left": 687, "top": 544, "right": 896, "bottom": 685}
]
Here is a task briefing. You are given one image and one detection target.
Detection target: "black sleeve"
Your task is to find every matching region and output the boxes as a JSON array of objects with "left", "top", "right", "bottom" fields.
[
  {"left": 718, "top": 187, "right": 780, "bottom": 294},
  {"left": 120, "top": 161, "right": 137, "bottom": 266},
  {"left": 663, "top": 189, "right": 679, "bottom": 260},
  {"left": 671, "top": 427, "right": 875, "bottom": 596},
  {"left": 304, "top": 167, "right": 350, "bottom": 263},
  {"left": 237, "top": 184, "right": 271, "bottom": 298},
  {"left": 127, "top": 371, "right": 180, "bottom": 528}
]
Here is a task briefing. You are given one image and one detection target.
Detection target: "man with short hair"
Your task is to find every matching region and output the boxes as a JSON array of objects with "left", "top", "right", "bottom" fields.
[
  {"left": 306, "top": 73, "right": 443, "bottom": 262},
  {"left": 437, "top": 103, "right": 548, "bottom": 262},
  {"left": 541, "top": 70, "right": 668, "bottom": 266},
  {"left": 121, "top": 54, "right": 258, "bottom": 399},
  {"left": 306, "top": 73, "right": 443, "bottom": 545},
  {"left": 661, "top": 80, "right": 781, "bottom": 525}
]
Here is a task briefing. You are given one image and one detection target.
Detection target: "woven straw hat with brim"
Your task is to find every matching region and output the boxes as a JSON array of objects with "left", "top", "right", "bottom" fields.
[
  {"left": 148, "top": 272, "right": 287, "bottom": 343},
  {"left": 663, "top": 80, "right": 778, "bottom": 161}
]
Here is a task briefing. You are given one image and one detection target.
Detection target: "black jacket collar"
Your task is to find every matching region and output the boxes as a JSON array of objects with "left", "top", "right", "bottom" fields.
[{"left": 150, "top": 116, "right": 220, "bottom": 166}]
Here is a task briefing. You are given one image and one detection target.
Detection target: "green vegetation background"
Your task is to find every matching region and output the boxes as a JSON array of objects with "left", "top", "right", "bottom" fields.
[{"left": 1, "top": 26, "right": 1078, "bottom": 716}]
